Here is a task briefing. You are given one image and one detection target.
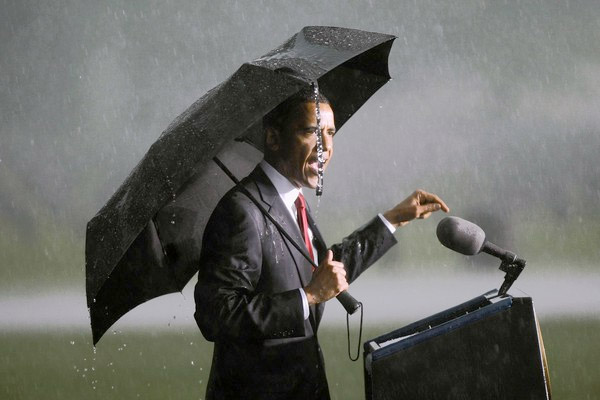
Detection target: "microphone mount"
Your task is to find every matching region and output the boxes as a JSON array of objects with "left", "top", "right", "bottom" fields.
[
  {"left": 482, "top": 241, "right": 527, "bottom": 296},
  {"left": 497, "top": 256, "right": 526, "bottom": 296}
]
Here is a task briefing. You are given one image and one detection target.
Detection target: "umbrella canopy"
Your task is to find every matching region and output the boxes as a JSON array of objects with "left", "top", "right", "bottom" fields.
[{"left": 86, "top": 26, "right": 396, "bottom": 344}]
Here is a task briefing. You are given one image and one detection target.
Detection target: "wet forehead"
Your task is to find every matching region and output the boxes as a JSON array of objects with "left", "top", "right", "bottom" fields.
[{"left": 288, "top": 102, "right": 335, "bottom": 129}]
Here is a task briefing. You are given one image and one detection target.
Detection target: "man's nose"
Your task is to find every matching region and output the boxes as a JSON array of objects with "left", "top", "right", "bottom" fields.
[{"left": 321, "top": 133, "right": 333, "bottom": 152}]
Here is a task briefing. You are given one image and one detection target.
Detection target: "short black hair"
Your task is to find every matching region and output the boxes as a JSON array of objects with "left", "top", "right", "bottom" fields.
[{"left": 263, "top": 87, "right": 332, "bottom": 132}]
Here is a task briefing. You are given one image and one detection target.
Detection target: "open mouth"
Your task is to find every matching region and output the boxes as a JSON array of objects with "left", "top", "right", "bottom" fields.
[{"left": 307, "top": 158, "right": 326, "bottom": 174}]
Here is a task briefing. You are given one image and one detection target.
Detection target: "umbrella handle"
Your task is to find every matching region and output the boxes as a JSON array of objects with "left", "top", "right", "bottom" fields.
[{"left": 337, "top": 291, "right": 361, "bottom": 315}]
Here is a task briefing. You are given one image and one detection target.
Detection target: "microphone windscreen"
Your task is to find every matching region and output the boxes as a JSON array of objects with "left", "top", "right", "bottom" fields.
[{"left": 436, "top": 216, "right": 486, "bottom": 255}]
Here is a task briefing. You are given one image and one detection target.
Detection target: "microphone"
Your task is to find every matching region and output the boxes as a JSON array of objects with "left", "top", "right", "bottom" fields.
[
  {"left": 436, "top": 216, "right": 524, "bottom": 264},
  {"left": 436, "top": 216, "right": 526, "bottom": 295}
]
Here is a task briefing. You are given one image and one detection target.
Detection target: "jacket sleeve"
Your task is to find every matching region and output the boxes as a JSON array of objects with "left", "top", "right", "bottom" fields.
[
  {"left": 194, "top": 191, "right": 306, "bottom": 342},
  {"left": 330, "top": 216, "right": 397, "bottom": 284}
]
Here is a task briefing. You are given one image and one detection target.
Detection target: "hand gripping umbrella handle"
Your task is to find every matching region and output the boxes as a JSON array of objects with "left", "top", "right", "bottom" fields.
[{"left": 213, "top": 157, "right": 362, "bottom": 315}]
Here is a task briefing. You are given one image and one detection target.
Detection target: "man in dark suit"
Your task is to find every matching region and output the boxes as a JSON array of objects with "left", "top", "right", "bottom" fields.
[{"left": 194, "top": 89, "right": 449, "bottom": 399}]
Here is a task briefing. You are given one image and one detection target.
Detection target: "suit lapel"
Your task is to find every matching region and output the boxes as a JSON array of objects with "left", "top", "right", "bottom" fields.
[
  {"left": 306, "top": 209, "right": 327, "bottom": 327},
  {"left": 306, "top": 210, "right": 327, "bottom": 261},
  {"left": 249, "top": 167, "right": 314, "bottom": 288}
]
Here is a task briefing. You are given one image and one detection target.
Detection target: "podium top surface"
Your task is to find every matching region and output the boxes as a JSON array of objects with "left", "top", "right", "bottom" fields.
[{"left": 364, "top": 291, "right": 529, "bottom": 360}]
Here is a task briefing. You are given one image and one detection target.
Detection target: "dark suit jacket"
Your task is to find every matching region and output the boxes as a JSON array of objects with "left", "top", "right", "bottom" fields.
[{"left": 194, "top": 166, "right": 397, "bottom": 400}]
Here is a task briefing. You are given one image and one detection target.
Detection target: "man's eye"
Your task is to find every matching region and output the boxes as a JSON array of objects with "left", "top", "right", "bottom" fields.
[{"left": 308, "top": 129, "right": 335, "bottom": 136}]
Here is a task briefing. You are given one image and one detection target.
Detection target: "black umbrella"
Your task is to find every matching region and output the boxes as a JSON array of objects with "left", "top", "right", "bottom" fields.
[{"left": 86, "top": 26, "right": 396, "bottom": 345}]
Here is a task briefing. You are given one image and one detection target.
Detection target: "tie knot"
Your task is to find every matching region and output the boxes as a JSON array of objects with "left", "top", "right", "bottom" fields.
[{"left": 294, "top": 193, "right": 306, "bottom": 211}]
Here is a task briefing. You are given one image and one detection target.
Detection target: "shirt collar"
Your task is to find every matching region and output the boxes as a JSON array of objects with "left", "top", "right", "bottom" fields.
[{"left": 259, "top": 160, "right": 302, "bottom": 215}]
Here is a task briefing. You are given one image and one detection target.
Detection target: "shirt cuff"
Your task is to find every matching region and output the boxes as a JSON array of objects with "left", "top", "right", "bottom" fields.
[
  {"left": 298, "top": 288, "right": 310, "bottom": 320},
  {"left": 378, "top": 213, "right": 397, "bottom": 234}
]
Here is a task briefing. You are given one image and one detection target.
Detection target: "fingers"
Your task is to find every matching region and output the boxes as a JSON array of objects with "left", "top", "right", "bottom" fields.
[
  {"left": 418, "top": 212, "right": 432, "bottom": 220},
  {"left": 416, "top": 202, "right": 441, "bottom": 217},
  {"left": 308, "top": 250, "right": 348, "bottom": 303},
  {"left": 416, "top": 190, "right": 450, "bottom": 212},
  {"left": 320, "top": 251, "right": 346, "bottom": 277},
  {"left": 320, "top": 250, "right": 339, "bottom": 269},
  {"left": 332, "top": 263, "right": 347, "bottom": 277},
  {"left": 325, "top": 249, "right": 333, "bottom": 263}
]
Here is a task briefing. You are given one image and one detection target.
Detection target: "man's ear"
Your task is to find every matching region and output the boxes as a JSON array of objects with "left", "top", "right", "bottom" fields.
[{"left": 265, "top": 127, "right": 281, "bottom": 152}]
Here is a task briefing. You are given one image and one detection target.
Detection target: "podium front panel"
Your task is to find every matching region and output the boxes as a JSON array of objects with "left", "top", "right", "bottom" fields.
[{"left": 364, "top": 294, "right": 550, "bottom": 400}]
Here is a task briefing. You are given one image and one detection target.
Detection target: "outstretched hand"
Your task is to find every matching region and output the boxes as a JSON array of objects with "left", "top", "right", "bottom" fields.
[
  {"left": 303, "top": 250, "right": 348, "bottom": 305},
  {"left": 383, "top": 189, "right": 450, "bottom": 228}
]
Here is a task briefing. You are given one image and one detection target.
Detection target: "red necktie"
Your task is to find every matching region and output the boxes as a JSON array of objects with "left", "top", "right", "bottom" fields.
[{"left": 294, "top": 193, "right": 315, "bottom": 268}]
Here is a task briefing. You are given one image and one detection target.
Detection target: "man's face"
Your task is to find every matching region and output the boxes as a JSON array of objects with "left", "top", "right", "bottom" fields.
[{"left": 271, "top": 101, "right": 336, "bottom": 189}]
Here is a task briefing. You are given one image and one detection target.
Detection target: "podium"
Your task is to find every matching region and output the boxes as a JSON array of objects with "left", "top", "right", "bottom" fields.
[{"left": 363, "top": 291, "right": 551, "bottom": 399}]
